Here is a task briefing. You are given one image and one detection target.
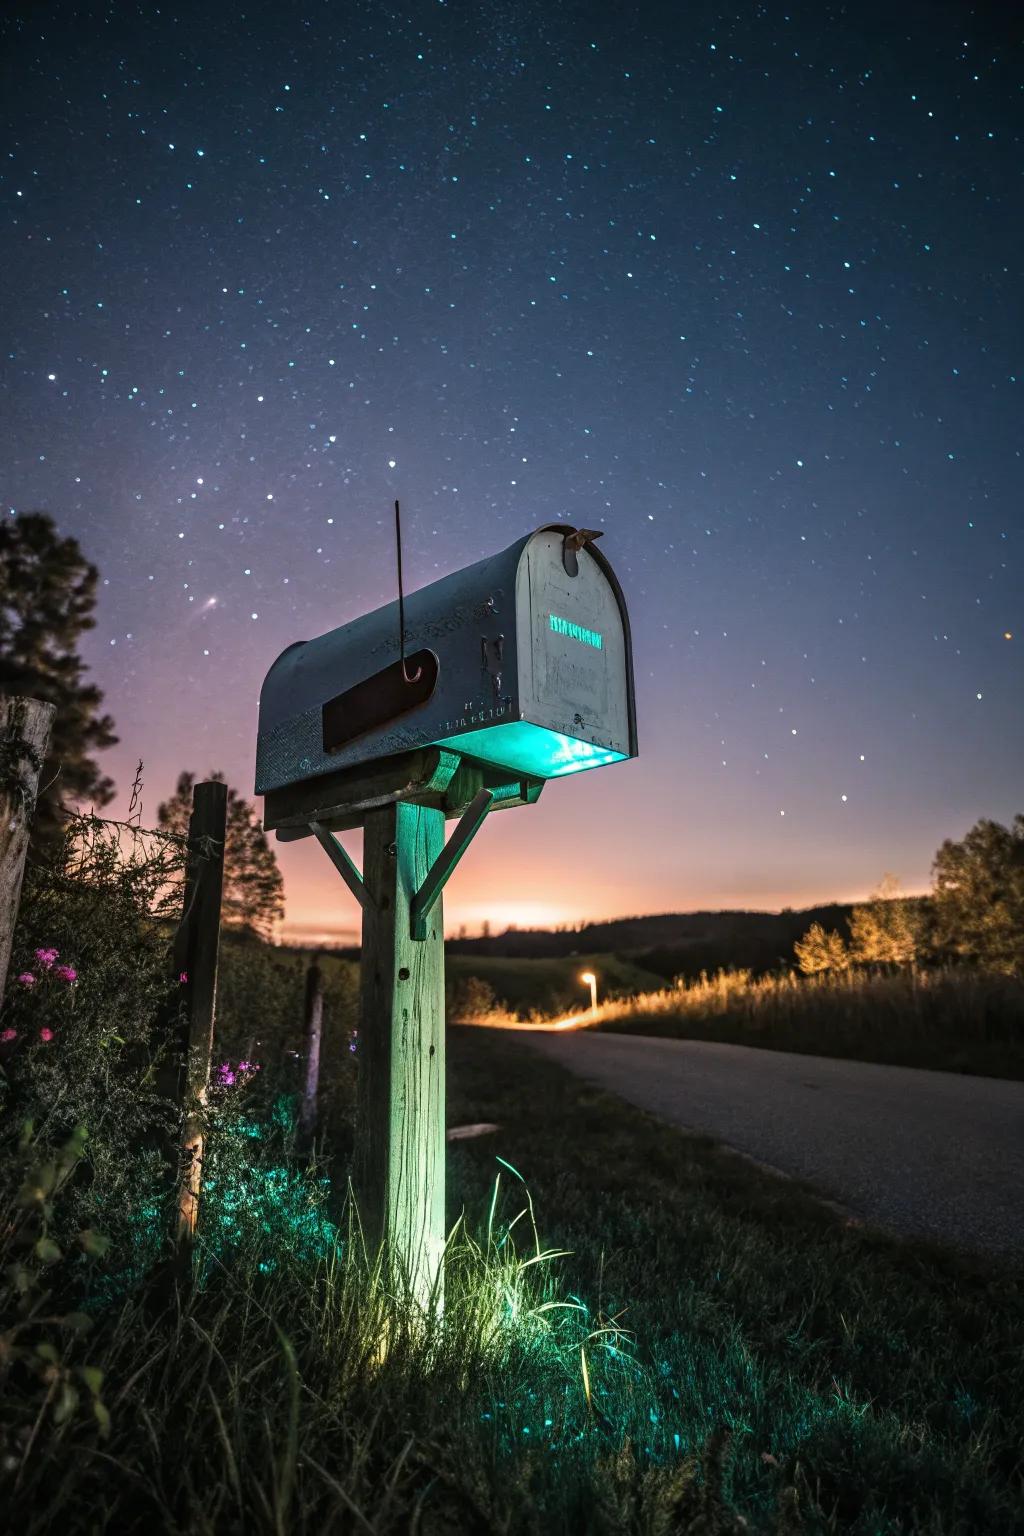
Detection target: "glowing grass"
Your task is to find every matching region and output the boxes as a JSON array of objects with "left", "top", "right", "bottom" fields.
[
  {"left": 480, "top": 964, "right": 1024, "bottom": 1078},
  {"left": 443, "top": 1026, "right": 1024, "bottom": 1532}
]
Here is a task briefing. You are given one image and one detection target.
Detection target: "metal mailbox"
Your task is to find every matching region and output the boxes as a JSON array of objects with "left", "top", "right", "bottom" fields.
[{"left": 255, "top": 524, "right": 637, "bottom": 800}]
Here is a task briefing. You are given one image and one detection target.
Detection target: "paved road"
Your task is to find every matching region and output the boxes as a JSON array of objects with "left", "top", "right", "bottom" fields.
[{"left": 511, "top": 1032, "right": 1024, "bottom": 1253}]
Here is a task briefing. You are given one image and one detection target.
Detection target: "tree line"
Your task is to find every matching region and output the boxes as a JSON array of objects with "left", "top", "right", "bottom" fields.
[{"left": 795, "top": 818, "right": 1024, "bottom": 980}]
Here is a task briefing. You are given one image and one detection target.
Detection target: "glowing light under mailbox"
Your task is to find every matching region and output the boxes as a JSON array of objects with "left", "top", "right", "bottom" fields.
[{"left": 434, "top": 720, "right": 626, "bottom": 779}]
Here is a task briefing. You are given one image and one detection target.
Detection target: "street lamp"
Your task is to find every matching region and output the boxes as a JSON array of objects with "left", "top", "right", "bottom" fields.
[{"left": 580, "top": 970, "right": 598, "bottom": 1016}]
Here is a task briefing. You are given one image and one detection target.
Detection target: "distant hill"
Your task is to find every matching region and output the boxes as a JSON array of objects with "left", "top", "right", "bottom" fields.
[
  {"left": 446, "top": 904, "right": 856, "bottom": 982},
  {"left": 446, "top": 952, "right": 666, "bottom": 1014}
]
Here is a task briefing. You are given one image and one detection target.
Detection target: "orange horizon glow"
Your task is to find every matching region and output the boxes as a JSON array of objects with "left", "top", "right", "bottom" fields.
[{"left": 275, "top": 872, "right": 932, "bottom": 948}]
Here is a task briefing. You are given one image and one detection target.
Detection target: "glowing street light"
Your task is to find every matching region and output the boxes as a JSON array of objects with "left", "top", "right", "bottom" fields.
[{"left": 580, "top": 970, "right": 598, "bottom": 1016}]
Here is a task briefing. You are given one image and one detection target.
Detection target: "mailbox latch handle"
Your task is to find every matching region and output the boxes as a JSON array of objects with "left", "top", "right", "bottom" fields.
[{"left": 561, "top": 526, "right": 604, "bottom": 578}]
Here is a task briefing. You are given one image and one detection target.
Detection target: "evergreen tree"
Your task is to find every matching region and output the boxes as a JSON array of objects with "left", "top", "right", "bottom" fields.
[
  {"left": 157, "top": 771, "right": 285, "bottom": 940},
  {"left": 848, "top": 873, "right": 923, "bottom": 967},
  {"left": 794, "top": 921, "right": 850, "bottom": 975},
  {"left": 931, "top": 816, "right": 1024, "bottom": 977},
  {"left": 0, "top": 511, "right": 117, "bottom": 842}
]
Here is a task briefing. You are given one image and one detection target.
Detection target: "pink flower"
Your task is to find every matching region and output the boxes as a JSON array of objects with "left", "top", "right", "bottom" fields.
[
  {"left": 179, "top": 971, "right": 188, "bottom": 984},
  {"left": 1, "top": 1028, "right": 17, "bottom": 1043},
  {"left": 16, "top": 973, "right": 36, "bottom": 987},
  {"left": 54, "top": 965, "right": 78, "bottom": 982},
  {"left": 34, "top": 948, "right": 59, "bottom": 968},
  {"left": 39, "top": 1028, "right": 54, "bottom": 1043}
]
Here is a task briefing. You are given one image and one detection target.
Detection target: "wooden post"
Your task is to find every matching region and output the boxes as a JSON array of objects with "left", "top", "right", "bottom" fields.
[
  {"left": 173, "top": 779, "right": 227, "bottom": 1249},
  {"left": 0, "top": 696, "right": 55, "bottom": 1011},
  {"left": 298, "top": 954, "right": 324, "bottom": 1152},
  {"left": 356, "top": 800, "right": 446, "bottom": 1304}
]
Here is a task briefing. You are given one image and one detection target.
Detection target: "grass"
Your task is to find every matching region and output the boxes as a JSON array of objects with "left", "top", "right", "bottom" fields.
[
  {"left": 446, "top": 1027, "right": 1024, "bottom": 1532},
  {"left": 446, "top": 951, "right": 665, "bottom": 1015},
  {"left": 502, "top": 965, "right": 1024, "bottom": 1079},
  {"left": 6, "top": 1029, "right": 1022, "bottom": 1533}
]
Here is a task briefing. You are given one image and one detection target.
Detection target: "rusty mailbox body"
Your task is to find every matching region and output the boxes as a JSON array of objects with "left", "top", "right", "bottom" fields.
[{"left": 255, "top": 525, "right": 637, "bottom": 822}]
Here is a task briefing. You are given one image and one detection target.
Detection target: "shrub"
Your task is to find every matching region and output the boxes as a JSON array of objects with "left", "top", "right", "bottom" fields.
[
  {"left": 448, "top": 974, "right": 500, "bottom": 1021},
  {"left": 794, "top": 922, "right": 850, "bottom": 974},
  {"left": 0, "top": 817, "right": 183, "bottom": 1265}
]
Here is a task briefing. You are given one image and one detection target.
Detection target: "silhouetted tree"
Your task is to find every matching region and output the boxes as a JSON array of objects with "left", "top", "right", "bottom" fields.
[
  {"left": 794, "top": 922, "right": 849, "bottom": 975},
  {"left": 157, "top": 771, "right": 284, "bottom": 940},
  {"left": 932, "top": 816, "right": 1024, "bottom": 977},
  {"left": 848, "top": 874, "right": 923, "bottom": 967},
  {"left": 0, "top": 512, "right": 117, "bottom": 842}
]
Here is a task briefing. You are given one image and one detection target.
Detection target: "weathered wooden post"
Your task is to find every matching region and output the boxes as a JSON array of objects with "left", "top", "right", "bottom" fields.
[
  {"left": 356, "top": 801, "right": 447, "bottom": 1293},
  {"left": 172, "top": 778, "right": 227, "bottom": 1249},
  {"left": 298, "top": 952, "right": 325, "bottom": 1153},
  {"left": 254, "top": 524, "right": 637, "bottom": 1304},
  {"left": 0, "top": 696, "right": 56, "bottom": 1011}
]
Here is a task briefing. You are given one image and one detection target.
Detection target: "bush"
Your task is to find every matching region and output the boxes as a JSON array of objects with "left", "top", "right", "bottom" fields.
[
  {"left": 447, "top": 974, "right": 500, "bottom": 1020},
  {"left": 0, "top": 818, "right": 184, "bottom": 1265}
]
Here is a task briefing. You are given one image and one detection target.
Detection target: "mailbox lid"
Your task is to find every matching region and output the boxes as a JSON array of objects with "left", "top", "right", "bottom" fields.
[{"left": 432, "top": 526, "right": 636, "bottom": 779}]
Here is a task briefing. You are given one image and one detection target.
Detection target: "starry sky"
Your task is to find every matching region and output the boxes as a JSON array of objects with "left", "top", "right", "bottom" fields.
[{"left": 3, "top": 0, "right": 1021, "bottom": 944}]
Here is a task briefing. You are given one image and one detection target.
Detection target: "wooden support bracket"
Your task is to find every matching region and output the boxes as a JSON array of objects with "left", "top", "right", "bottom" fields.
[
  {"left": 310, "top": 820, "right": 374, "bottom": 910},
  {"left": 409, "top": 787, "right": 493, "bottom": 941}
]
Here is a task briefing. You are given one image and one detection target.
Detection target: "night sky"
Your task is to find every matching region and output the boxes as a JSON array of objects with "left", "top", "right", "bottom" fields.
[{"left": 3, "top": 1, "right": 1021, "bottom": 944}]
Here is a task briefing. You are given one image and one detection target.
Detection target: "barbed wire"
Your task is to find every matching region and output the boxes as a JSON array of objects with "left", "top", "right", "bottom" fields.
[{"left": 56, "top": 802, "right": 186, "bottom": 847}]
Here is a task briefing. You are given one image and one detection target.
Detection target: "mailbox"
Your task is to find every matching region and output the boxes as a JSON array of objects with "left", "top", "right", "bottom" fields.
[{"left": 255, "top": 524, "right": 637, "bottom": 799}]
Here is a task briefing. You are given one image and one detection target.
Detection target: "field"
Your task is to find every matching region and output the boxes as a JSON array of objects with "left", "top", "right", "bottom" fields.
[
  {"left": 447, "top": 957, "right": 1024, "bottom": 1079},
  {"left": 585, "top": 966, "right": 1024, "bottom": 1078},
  {"left": 446, "top": 950, "right": 664, "bottom": 1015},
  {"left": 444, "top": 1029, "right": 1024, "bottom": 1531},
  {"left": 7, "top": 1026, "right": 1022, "bottom": 1534}
]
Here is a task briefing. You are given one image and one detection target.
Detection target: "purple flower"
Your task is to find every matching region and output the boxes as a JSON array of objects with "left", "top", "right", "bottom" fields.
[
  {"left": 179, "top": 971, "right": 188, "bottom": 984},
  {"left": 34, "top": 948, "right": 59, "bottom": 969},
  {"left": 54, "top": 965, "right": 78, "bottom": 983},
  {"left": 16, "top": 973, "right": 36, "bottom": 987}
]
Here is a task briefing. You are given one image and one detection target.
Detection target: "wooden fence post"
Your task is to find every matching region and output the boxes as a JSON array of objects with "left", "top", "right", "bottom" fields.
[
  {"left": 0, "top": 696, "right": 56, "bottom": 1011},
  {"left": 172, "top": 779, "right": 227, "bottom": 1250},
  {"left": 356, "top": 800, "right": 446, "bottom": 1305},
  {"left": 298, "top": 954, "right": 324, "bottom": 1152}
]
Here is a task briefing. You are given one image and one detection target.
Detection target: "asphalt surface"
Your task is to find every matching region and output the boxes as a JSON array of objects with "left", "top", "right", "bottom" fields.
[{"left": 511, "top": 1031, "right": 1024, "bottom": 1253}]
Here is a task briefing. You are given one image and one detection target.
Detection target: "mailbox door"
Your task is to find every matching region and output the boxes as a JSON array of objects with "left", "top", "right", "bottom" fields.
[
  {"left": 434, "top": 528, "right": 631, "bottom": 779},
  {"left": 518, "top": 529, "right": 630, "bottom": 751}
]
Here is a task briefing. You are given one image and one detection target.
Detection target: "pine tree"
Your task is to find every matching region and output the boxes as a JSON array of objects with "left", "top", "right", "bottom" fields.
[
  {"left": 0, "top": 511, "right": 117, "bottom": 842},
  {"left": 932, "top": 816, "right": 1024, "bottom": 977},
  {"left": 794, "top": 922, "right": 849, "bottom": 975},
  {"left": 157, "top": 771, "right": 285, "bottom": 940}
]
